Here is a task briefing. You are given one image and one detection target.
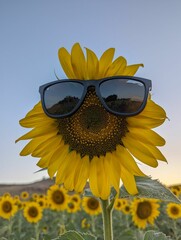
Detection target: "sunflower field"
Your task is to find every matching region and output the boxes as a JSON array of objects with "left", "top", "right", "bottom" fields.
[{"left": 0, "top": 183, "right": 181, "bottom": 240}]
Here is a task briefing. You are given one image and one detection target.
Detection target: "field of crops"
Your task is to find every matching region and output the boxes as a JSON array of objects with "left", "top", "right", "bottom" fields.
[{"left": 0, "top": 184, "right": 181, "bottom": 240}]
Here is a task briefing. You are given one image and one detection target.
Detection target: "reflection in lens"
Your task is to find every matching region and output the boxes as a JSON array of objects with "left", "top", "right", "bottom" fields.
[
  {"left": 100, "top": 79, "right": 145, "bottom": 114},
  {"left": 44, "top": 82, "right": 84, "bottom": 116}
]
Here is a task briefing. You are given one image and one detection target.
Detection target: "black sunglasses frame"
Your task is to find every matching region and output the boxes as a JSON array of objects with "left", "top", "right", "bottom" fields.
[{"left": 39, "top": 76, "right": 152, "bottom": 118}]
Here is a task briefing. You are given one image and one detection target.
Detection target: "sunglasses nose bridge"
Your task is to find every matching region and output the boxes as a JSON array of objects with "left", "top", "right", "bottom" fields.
[{"left": 85, "top": 80, "right": 99, "bottom": 93}]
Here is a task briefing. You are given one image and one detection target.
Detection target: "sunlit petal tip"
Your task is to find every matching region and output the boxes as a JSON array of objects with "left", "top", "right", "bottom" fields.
[
  {"left": 85, "top": 47, "right": 99, "bottom": 79},
  {"left": 98, "top": 48, "right": 115, "bottom": 77},
  {"left": 121, "top": 167, "right": 138, "bottom": 195},
  {"left": 71, "top": 43, "right": 87, "bottom": 79},
  {"left": 58, "top": 47, "right": 76, "bottom": 79},
  {"left": 123, "top": 63, "right": 144, "bottom": 76}
]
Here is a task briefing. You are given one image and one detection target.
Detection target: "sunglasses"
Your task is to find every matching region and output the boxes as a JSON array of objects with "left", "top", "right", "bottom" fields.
[{"left": 39, "top": 76, "right": 152, "bottom": 118}]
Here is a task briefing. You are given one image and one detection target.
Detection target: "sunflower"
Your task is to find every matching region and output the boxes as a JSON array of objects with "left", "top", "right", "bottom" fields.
[
  {"left": 31, "top": 193, "right": 39, "bottom": 200},
  {"left": 81, "top": 218, "right": 90, "bottom": 229},
  {"left": 66, "top": 200, "right": 80, "bottom": 213},
  {"left": 70, "top": 193, "right": 82, "bottom": 205},
  {"left": 20, "top": 191, "right": 29, "bottom": 200},
  {"left": 35, "top": 195, "right": 48, "bottom": 209},
  {"left": 114, "top": 198, "right": 128, "bottom": 211},
  {"left": 169, "top": 186, "right": 181, "bottom": 198},
  {"left": 166, "top": 202, "right": 181, "bottom": 220},
  {"left": 0, "top": 196, "right": 18, "bottom": 220},
  {"left": 23, "top": 201, "right": 43, "bottom": 223},
  {"left": 3, "top": 192, "right": 11, "bottom": 197},
  {"left": 82, "top": 196, "right": 101, "bottom": 215},
  {"left": 131, "top": 198, "right": 160, "bottom": 229},
  {"left": 16, "top": 43, "right": 167, "bottom": 200},
  {"left": 121, "top": 202, "right": 131, "bottom": 215},
  {"left": 47, "top": 184, "right": 68, "bottom": 211}
]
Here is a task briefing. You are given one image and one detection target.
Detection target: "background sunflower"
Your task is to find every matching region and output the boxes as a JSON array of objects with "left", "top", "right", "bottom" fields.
[
  {"left": 0, "top": 196, "right": 18, "bottom": 220},
  {"left": 23, "top": 201, "right": 43, "bottom": 223},
  {"left": 131, "top": 198, "right": 160, "bottom": 229}
]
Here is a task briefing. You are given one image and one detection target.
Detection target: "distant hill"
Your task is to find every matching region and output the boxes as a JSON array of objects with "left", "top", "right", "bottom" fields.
[
  {"left": 0, "top": 178, "right": 55, "bottom": 196},
  {"left": 0, "top": 178, "right": 180, "bottom": 197}
]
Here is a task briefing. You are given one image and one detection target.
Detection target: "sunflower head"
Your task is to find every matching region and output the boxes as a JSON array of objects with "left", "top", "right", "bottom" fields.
[
  {"left": 0, "top": 196, "right": 18, "bottom": 220},
  {"left": 166, "top": 202, "right": 181, "bottom": 220},
  {"left": 47, "top": 184, "right": 68, "bottom": 211},
  {"left": 23, "top": 201, "right": 43, "bottom": 223},
  {"left": 82, "top": 196, "right": 101, "bottom": 215},
  {"left": 131, "top": 198, "right": 160, "bottom": 229},
  {"left": 16, "top": 43, "right": 167, "bottom": 200}
]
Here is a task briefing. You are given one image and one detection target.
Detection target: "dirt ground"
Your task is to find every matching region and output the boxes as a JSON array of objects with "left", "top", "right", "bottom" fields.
[{"left": 0, "top": 178, "right": 55, "bottom": 196}]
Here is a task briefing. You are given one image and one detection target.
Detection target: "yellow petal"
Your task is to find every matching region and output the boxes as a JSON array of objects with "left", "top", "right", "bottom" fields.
[
  {"left": 26, "top": 102, "right": 43, "bottom": 117},
  {"left": 85, "top": 48, "right": 99, "bottom": 79},
  {"left": 120, "top": 166, "right": 138, "bottom": 195},
  {"left": 122, "top": 63, "right": 144, "bottom": 76},
  {"left": 89, "top": 156, "right": 100, "bottom": 197},
  {"left": 74, "top": 155, "right": 90, "bottom": 192},
  {"left": 58, "top": 47, "right": 76, "bottom": 79},
  {"left": 37, "top": 151, "right": 55, "bottom": 168},
  {"left": 104, "top": 152, "right": 120, "bottom": 193},
  {"left": 127, "top": 116, "right": 166, "bottom": 129},
  {"left": 122, "top": 136, "right": 158, "bottom": 167},
  {"left": 97, "top": 156, "right": 110, "bottom": 200},
  {"left": 140, "top": 99, "right": 167, "bottom": 119},
  {"left": 116, "top": 145, "right": 145, "bottom": 176},
  {"left": 98, "top": 48, "right": 115, "bottom": 78},
  {"left": 15, "top": 125, "right": 57, "bottom": 143},
  {"left": 48, "top": 144, "right": 69, "bottom": 178},
  {"left": 105, "top": 56, "right": 127, "bottom": 77},
  {"left": 56, "top": 150, "right": 76, "bottom": 184},
  {"left": 32, "top": 135, "right": 62, "bottom": 157},
  {"left": 127, "top": 127, "right": 166, "bottom": 146},
  {"left": 63, "top": 152, "right": 81, "bottom": 191},
  {"left": 19, "top": 114, "right": 53, "bottom": 128},
  {"left": 71, "top": 43, "right": 87, "bottom": 79},
  {"left": 141, "top": 143, "right": 167, "bottom": 162},
  {"left": 20, "top": 135, "right": 53, "bottom": 156}
]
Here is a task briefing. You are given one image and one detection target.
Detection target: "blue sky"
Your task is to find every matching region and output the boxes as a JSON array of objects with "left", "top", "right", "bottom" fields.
[{"left": 1, "top": 0, "right": 181, "bottom": 186}]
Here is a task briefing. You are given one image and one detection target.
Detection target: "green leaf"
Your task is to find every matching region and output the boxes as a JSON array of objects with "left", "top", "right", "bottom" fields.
[
  {"left": 52, "top": 230, "right": 96, "bottom": 240},
  {"left": 120, "top": 176, "right": 181, "bottom": 203},
  {"left": 80, "top": 233, "right": 97, "bottom": 240},
  {"left": 144, "top": 230, "right": 173, "bottom": 240}
]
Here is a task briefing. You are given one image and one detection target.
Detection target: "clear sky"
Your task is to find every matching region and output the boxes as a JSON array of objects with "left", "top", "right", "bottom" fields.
[{"left": 1, "top": 0, "right": 181, "bottom": 186}]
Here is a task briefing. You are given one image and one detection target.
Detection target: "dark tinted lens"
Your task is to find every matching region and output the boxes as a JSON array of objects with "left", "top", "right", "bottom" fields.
[
  {"left": 44, "top": 81, "right": 84, "bottom": 116},
  {"left": 100, "top": 79, "right": 145, "bottom": 114}
]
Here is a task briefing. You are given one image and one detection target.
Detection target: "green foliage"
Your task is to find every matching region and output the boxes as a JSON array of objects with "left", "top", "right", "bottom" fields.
[
  {"left": 120, "top": 176, "right": 181, "bottom": 203},
  {"left": 52, "top": 230, "right": 96, "bottom": 240},
  {"left": 143, "top": 230, "right": 173, "bottom": 240}
]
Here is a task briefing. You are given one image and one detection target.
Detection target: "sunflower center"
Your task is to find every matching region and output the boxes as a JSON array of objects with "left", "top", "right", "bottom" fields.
[
  {"left": 57, "top": 89, "right": 128, "bottom": 159},
  {"left": 68, "top": 202, "right": 75, "bottom": 209},
  {"left": 87, "top": 198, "right": 99, "bottom": 210},
  {"left": 171, "top": 206, "right": 179, "bottom": 215},
  {"left": 116, "top": 201, "right": 121, "bottom": 208},
  {"left": 52, "top": 190, "right": 65, "bottom": 204},
  {"left": 124, "top": 205, "right": 130, "bottom": 213},
  {"left": 72, "top": 197, "right": 79, "bottom": 203},
  {"left": 2, "top": 201, "right": 12, "bottom": 213},
  {"left": 28, "top": 206, "right": 38, "bottom": 218},
  {"left": 136, "top": 201, "right": 152, "bottom": 219}
]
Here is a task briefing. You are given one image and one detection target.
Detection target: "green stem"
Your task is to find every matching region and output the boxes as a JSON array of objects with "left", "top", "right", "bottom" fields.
[
  {"left": 100, "top": 198, "right": 113, "bottom": 240},
  {"left": 7, "top": 217, "right": 13, "bottom": 238},
  {"left": 173, "top": 220, "right": 179, "bottom": 240},
  {"left": 34, "top": 222, "right": 40, "bottom": 240},
  {"left": 91, "top": 215, "right": 96, "bottom": 233}
]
